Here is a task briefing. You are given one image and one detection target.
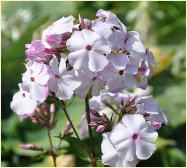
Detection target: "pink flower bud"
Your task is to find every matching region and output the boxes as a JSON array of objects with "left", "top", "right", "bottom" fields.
[
  {"left": 50, "top": 103, "right": 55, "bottom": 114},
  {"left": 152, "top": 121, "right": 162, "bottom": 127},
  {"left": 20, "top": 144, "right": 36, "bottom": 150},
  {"left": 96, "top": 125, "right": 105, "bottom": 133},
  {"left": 64, "top": 120, "right": 72, "bottom": 135}
]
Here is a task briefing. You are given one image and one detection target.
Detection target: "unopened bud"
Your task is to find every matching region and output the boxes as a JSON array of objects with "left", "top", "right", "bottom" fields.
[
  {"left": 152, "top": 121, "right": 162, "bottom": 127},
  {"left": 19, "top": 144, "right": 44, "bottom": 151},
  {"left": 64, "top": 120, "right": 72, "bottom": 135},
  {"left": 96, "top": 125, "right": 105, "bottom": 133},
  {"left": 41, "top": 104, "right": 48, "bottom": 116},
  {"left": 50, "top": 103, "right": 55, "bottom": 114}
]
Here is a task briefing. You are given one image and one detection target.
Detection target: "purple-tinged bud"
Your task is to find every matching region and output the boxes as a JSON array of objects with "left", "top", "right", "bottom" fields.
[
  {"left": 152, "top": 121, "right": 162, "bottom": 127},
  {"left": 96, "top": 125, "right": 105, "bottom": 133},
  {"left": 152, "top": 121, "right": 162, "bottom": 130},
  {"left": 129, "top": 95, "right": 137, "bottom": 103},
  {"left": 50, "top": 103, "right": 55, "bottom": 114},
  {"left": 49, "top": 104, "right": 55, "bottom": 128},
  {"left": 19, "top": 144, "right": 44, "bottom": 151},
  {"left": 64, "top": 120, "right": 72, "bottom": 135},
  {"left": 41, "top": 104, "right": 48, "bottom": 116}
]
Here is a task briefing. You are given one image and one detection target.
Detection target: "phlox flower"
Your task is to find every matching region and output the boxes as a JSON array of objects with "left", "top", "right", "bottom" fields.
[
  {"left": 42, "top": 16, "right": 74, "bottom": 48},
  {"left": 101, "top": 54, "right": 137, "bottom": 92},
  {"left": 67, "top": 29, "right": 111, "bottom": 72},
  {"left": 101, "top": 114, "right": 158, "bottom": 166},
  {"left": 22, "top": 61, "right": 51, "bottom": 102},
  {"left": 48, "top": 56, "right": 81, "bottom": 100},
  {"left": 75, "top": 69, "right": 105, "bottom": 98},
  {"left": 92, "top": 9, "right": 127, "bottom": 50},
  {"left": 10, "top": 83, "right": 37, "bottom": 118},
  {"left": 25, "top": 40, "right": 45, "bottom": 62}
]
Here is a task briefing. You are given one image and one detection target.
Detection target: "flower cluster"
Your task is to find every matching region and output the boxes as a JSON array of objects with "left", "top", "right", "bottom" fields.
[
  {"left": 10, "top": 9, "right": 167, "bottom": 167},
  {"left": 79, "top": 92, "right": 168, "bottom": 166}
]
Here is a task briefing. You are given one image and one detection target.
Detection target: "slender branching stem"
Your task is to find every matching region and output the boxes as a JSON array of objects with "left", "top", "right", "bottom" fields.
[
  {"left": 59, "top": 100, "right": 80, "bottom": 140},
  {"left": 58, "top": 99, "right": 93, "bottom": 162},
  {"left": 47, "top": 128, "right": 57, "bottom": 167},
  {"left": 85, "top": 93, "right": 97, "bottom": 167}
]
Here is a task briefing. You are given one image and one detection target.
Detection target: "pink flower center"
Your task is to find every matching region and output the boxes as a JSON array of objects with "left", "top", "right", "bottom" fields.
[
  {"left": 54, "top": 74, "right": 60, "bottom": 79},
  {"left": 132, "top": 133, "right": 139, "bottom": 140},
  {"left": 111, "top": 27, "right": 115, "bottom": 32},
  {"left": 143, "top": 113, "right": 151, "bottom": 118},
  {"left": 86, "top": 45, "right": 92, "bottom": 51},
  {"left": 92, "top": 76, "right": 97, "bottom": 81},
  {"left": 30, "top": 77, "right": 35, "bottom": 82},
  {"left": 119, "top": 70, "right": 124, "bottom": 76},
  {"left": 22, "top": 93, "right": 26, "bottom": 97}
]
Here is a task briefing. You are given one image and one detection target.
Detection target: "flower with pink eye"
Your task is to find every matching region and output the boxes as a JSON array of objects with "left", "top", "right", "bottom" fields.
[
  {"left": 101, "top": 114, "right": 158, "bottom": 166},
  {"left": 67, "top": 29, "right": 111, "bottom": 72},
  {"left": 10, "top": 83, "right": 37, "bottom": 118},
  {"left": 22, "top": 61, "right": 51, "bottom": 102},
  {"left": 48, "top": 56, "right": 81, "bottom": 100}
]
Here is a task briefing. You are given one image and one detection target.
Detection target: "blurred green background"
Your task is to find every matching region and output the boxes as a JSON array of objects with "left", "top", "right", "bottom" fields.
[{"left": 1, "top": 1, "right": 186, "bottom": 167}]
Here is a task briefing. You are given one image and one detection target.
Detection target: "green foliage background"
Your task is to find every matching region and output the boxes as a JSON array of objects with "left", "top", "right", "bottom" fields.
[{"left": 1, "top": 1, "right": 186, "bottom": 167}]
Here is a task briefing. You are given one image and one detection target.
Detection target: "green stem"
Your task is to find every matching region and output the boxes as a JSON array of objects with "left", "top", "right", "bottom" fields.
[
  {"left": 85, "top": 93, "right": 97, "bottom": 167},
  {"left": 58, "top": 100, "right": 93, "bottom": 162},
  {"left": 59, "top": 100, "right": 81, "bottom": 140},
  {"left": 47, "top": 128, "right": 57, "bottom": 167}
]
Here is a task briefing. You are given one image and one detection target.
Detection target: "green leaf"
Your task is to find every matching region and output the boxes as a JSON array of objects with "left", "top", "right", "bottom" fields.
[{"left": 63, "top": 135, "right": 90, "bottom": 161}]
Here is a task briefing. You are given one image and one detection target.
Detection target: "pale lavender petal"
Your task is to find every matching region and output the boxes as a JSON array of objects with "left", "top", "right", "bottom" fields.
[
  {"left": 135, "top": 139, "right": 156, "bottom": 160},
  {"left": 93, "top": 39, "right": 111, "bottom": 54},
  {"left": 88, "top": 51, "right": 108, "bottom": 72},
  {"left": 116, "top": 139, "right": 136, "bottom": 161},
  {"left": 66, "top": 31, "right": 87, "bottom": 51},
  {"left": 75, "top": 81, "right": 91, "bottom": 99},
  {"left": 68, "top": 49, "right": 88, "bottom": 70},
  {"left": 139, "top": 123, "right": 158, "bottom": 143},
  {"left": 30, "top": 84, "right": 49, "bottom": 102},
  {"left": 48, "top": 76, "right": 58, "bottom": 92},
  {"left": 122, "top": 114, "right": 145, "bottom": 133},
  {"left": 92, "top": 79, "right": 104, "bottom": 96}
]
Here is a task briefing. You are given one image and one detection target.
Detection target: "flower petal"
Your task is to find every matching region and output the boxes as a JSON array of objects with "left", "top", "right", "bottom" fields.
[
  {"left": 68, "top": 49, "right": 88, "bottom": 70},
  {"left": 30, "top": 83, "right": 49, "bottom": 102},
  {"left": 101, "top": 133, "right": 123, "bottom": 167},
  {"left": 116, "top": 139, "right": 136, "bottom": 161},
  {"left": 139, "top": 123, "right": 158, "bottom": 143},
  {"left": 110, "top": 123, "right": 131, "bottom": 145},
  {"left": 66, "top": 31, "right": 87, "bottom": 51},
  {"left": 122, "top": 114, "right": 145, "bottom": 133},
  {"left": 88, "top": 51, "right": 108, "bottom": 72},
  {"left": 136, "top": 139, "right": 156, "bottom": 160}
]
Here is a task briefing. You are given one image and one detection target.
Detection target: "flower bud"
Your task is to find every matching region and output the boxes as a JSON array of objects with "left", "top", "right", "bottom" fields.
[
  {"left": 96, "top": 125, "right": 105, "bottom": 133},
  {"left": 64, "top": 120, "right": 72, "bottom": 135},
  {"left": 152, "top": 121, "right": 162, "bottom": 130},
  {"left": 50, "top": 103, "right": 55, "bottom": 114},
  {"left": 19, "top": 144, "right": 44, "bottom": 151}
]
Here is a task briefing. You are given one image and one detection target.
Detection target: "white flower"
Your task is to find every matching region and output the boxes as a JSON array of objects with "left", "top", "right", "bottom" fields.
[
  {"left": 102, "top": 133, "right": 139, "bottom": 167},
  {"left": 75, "top": 69, "right": 105, "bottom": 98},
  {"left": 10, "top": 83, "right": 37, "bottom": 118},
  {"left": 67, "top": 29, "right": 111, "bottom": 72},
  {"left": 101, "top": 114, "right": 158, "bottom": 166},
  {"left": 22, "top": 61, "right": 51, "bottom": 102},
  {"left": 48, "top": 56, "right": 81, "bottom": 100},
  {"left": 42, "top": 16, "right": 74, "bottom": 48}
]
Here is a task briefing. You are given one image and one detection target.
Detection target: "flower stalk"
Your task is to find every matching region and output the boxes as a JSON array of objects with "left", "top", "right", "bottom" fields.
[
  {"left": 85, "top": 92, "right": 97, "bottom": 167},
  {"left": 47, "top": 128, "right": 57, "bottom": 167}
]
